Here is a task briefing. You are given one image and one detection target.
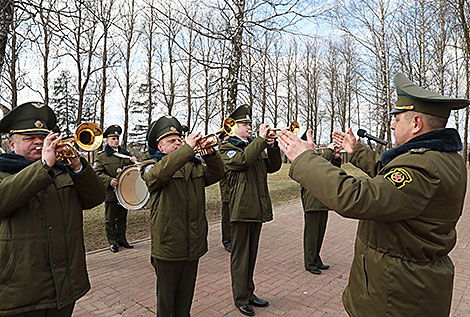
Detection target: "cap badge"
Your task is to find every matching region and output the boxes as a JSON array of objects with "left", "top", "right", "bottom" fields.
[
  {"left": 32, "top": 103, "right": 44, "bottom": 108},
  {"left": 34, "top": 120, "right": 44, "bottom": 128},
  {"left": 170, "top": 127, "right": 176, "bottom": 131}
]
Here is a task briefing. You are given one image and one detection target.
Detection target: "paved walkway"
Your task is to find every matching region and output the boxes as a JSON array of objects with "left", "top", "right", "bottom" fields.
[{"left": 75, "top": 191, "right": 470, "bottom": 316}]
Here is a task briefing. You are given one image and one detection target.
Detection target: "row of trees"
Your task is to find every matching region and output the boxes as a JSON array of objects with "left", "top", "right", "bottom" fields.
[{"left": 1, "top": 0, "right": 470, "bottom": 157}]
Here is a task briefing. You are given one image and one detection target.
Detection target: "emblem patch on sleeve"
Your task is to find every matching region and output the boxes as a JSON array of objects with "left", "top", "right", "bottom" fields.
[
  {"left": 384, "top": 167, "right": 412, "bottom": 189},
  {"left": 226, "top": 150, "right": 236, "bottom": 159},
  {"left": 144, "top": 164, "right": 155, "bottom": 174},
  {"left": 93, "top": 162, "right": 97, "bottom": 168}
]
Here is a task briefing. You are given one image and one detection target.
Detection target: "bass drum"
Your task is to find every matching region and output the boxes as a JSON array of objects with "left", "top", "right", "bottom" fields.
[{"left": 115, "top": 165, "right": 149, "bottom": 210}]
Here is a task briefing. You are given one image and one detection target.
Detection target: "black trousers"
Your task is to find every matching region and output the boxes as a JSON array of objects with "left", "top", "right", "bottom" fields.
[
  {"left": 9, "top": 302, "right": 75, "bottom": 317},
  {"left": 221, "top": 201, "right": 231, "bottom": 247},
  {"left": 151, "top": 257, "right": 199, "bottom": 317},
  {"left": 303, "top": 211, "right": 328, "bottom": 270},
  {"left": 230, "top": 222, "right": 262, "bottom": 307},
  {"left": 105, "top": 201, "right": 128, "bottom": 245}
]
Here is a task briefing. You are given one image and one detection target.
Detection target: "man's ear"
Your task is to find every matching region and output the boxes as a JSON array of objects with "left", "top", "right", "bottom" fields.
[
  {"left": 412, "top": 115, "right": 424, "bottom": 134},
  {"left": 8, "top": 138, "right": 15, "bottom": 151}
]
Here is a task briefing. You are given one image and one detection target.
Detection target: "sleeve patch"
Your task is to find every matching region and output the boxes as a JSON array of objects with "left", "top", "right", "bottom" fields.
[
  {"left": 384, "top": 167, "right": 412, "bottom": 189},
  {"left": 226, "top": 150, "right": 236, "bottom": 159},
  {"left": 144, "top": 164, "right": 155, "bottom": 174},
  {"left": 93, "top": 162, "right": 97, "bottom": 168}
]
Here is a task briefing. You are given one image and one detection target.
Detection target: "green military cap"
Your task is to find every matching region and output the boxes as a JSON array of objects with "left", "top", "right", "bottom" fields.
[
  {"left": 0, "top": 102, "right": 56, "bottom": 135},
  {"left": 391, "top": 73, "right": 470, "bottom": 118},
  {"left": 147, "top": 115, "right": 182, "bottom": 149},
  {"left": 103, "top": 125, "right": 122, "bottom": 138},
  {"left": 229, "top": 104, "right": 252, "bottom": 123}
]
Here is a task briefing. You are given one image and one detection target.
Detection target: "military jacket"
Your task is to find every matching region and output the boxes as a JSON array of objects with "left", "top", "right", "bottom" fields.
[
  {"left": 289, "top": 128, "right": 466, "bottom": 317},
  {"left": 219, "top": 176, "right": 230, "bottom": 203},
  {"left": 301, "top": 149, "right": 341, "bottom": 212},
  {"left": 0, "top": 157, "right": 105, "bottom": 315},
  {"left": 141, "top": 144, "right": 224, "bottom": 261},
  {"left": 219, "top": 137, "right": 282, "bottom": 222},
  {"left": 94, "top": 144, "right": 133, "bottom": 202}
]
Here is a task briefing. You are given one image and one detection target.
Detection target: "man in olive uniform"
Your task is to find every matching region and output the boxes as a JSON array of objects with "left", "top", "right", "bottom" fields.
[
  {"left": 94, "top": 125, "right": 138, "bottom": 253},
  {"left": 0, "top": 102, "right": 105, "bottom": 316},
  {"left": 218, "top": 131, "right": 232, "bottom": 252},
  {"left": 301, "top": 139, "right": 341, "bottom": 275},
  {"left": 278, "top": 73, "right": 469, "bottom": 316},
  {"left": 219, "top": 105, "right": 282, "bottom": 316},
  {"left": 140, "top": 115, "right": 224, "bottom": 316}
]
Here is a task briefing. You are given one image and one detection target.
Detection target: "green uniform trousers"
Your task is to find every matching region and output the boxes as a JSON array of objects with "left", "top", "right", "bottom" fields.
[
  {"left": 105, "top": 201, "right": 128, "bottom": 245},
  {"left": 230, "top": 222, "right": 262, "bottom": 307},
  {"left": 8, "top": 302, "right": 75, "bottom": 317},
  {"left": 151, "top": 257, "right": 199, "bottom": 317},
  {"left": 221, "top": 202, "right": 231, "bottom": 247},
  {"left": 303, "top": 211, "right": 328, "bottom": 270}
]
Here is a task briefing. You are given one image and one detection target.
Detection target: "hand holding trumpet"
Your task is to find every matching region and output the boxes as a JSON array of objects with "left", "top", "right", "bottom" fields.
[
  {"left": 186, "top": 132, "right": 214, "bottom": 156},
  {"left": 41, "top": 132, "right": 82, "bottom": 171}
]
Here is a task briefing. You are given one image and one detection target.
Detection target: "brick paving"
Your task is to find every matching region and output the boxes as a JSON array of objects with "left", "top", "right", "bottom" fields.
[{"left": 75, "top": 182, "right": 470, "bottom": 316}]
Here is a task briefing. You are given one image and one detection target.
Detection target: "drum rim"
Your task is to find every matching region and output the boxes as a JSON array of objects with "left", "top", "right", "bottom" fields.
[{"left": 115, "top": 165, "right": 150, "bottom": 210}]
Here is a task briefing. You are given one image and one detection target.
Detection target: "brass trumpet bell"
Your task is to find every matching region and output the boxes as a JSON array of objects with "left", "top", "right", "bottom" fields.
[
  {"left": 56, "top": 122, "right": 103, "bottom": 164},
  {"left": 195, "top": 118, "right": 237, "bottom": 155},
  {"left": 74, "top": 122, "right": 103, "bottom": 152}
]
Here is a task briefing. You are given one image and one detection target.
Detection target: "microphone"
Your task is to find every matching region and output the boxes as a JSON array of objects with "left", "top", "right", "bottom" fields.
[{"left": 357, "top": 129, "right": 388, "bottom": 146}]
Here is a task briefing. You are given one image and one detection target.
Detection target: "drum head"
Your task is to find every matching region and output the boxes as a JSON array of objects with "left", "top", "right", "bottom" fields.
[{"left": 116, "top": 165, "right": 149, "bottom": 210}]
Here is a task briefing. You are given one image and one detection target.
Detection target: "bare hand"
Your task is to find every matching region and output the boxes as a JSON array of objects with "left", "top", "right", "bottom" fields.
[
  {"left": 197, "top": 137, "right": 214, "bottom": 155},
  {"left": 110, "top": 178, "right": 118, "bottom": 188},
  {"left": 332, "top": 128, "right": 357, "bottom": 154},
  {"left": 130, "top": 156, "right": 139, "bottom": 163},
  {"left": 259, "top": 124, "right": 269, "bottom": 139},
  {"left": 42, "top": 132, "right": 61, "bottom": 167},
  {"left": 186, "top": 132, "right": 202, "bottom": 149},
  {"left": 278, "top": 130, "right": 315, "bottom": 162}
]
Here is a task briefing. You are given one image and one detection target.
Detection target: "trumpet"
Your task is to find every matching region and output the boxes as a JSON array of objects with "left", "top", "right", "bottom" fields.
[
  {"left": 255, "top": 121, "right": 300, "bottom": 138},
  {"left": 195, "top": 118, "right": 237, "bottom": 155},
  {"left": 35, "top": 122, "right": 103, "bottom": 165}
]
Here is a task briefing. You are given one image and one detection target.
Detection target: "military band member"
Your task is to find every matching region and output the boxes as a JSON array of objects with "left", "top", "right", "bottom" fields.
[
  {"left": 219, "top": 105, "right": 282, "bottom": 316},
  {"left": 301, "top": 140, "right": 341, "bottom": 275},
  {"left": 0, "top": 102, "right": 105, "bottom": 316},
  {"left": 94, "top": 125, "right": 138, "bottom": 253},
  {"left": 278, "top": 73, "right": 469, "bottom": 316},
  {"left": 140, "top": 116, "right": 224, "bottom": 316}
]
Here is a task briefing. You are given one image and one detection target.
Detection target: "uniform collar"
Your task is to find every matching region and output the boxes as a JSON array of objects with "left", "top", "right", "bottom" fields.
[
  {"left": 227, "top": 136, "right": 254, "bottom": 148},
  {"left": 381, "top": 128, "right": 462, "bottom": 166},
  {"left": 105, "top": 144, "right": 131, "bottom": 156}
]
